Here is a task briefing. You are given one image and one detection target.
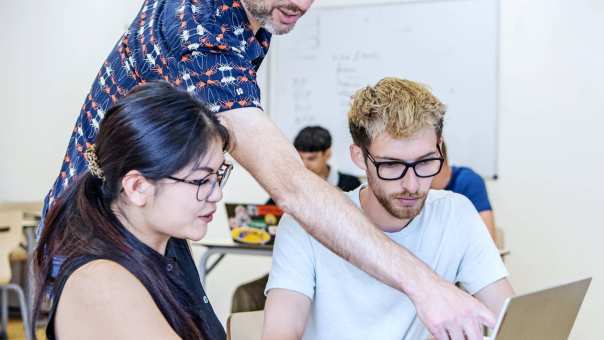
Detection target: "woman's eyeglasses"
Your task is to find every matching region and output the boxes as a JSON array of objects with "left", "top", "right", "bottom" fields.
[{"left": 166, "top": 162, "right": 233, "bottom": 201}]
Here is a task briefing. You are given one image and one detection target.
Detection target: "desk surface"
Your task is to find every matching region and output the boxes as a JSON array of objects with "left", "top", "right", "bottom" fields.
[
  {"left": 193, "top": 238, "right": 273, "bottom": 250},
  {"left": 195, "top": 238, "right": 509, "bottom": 256}
]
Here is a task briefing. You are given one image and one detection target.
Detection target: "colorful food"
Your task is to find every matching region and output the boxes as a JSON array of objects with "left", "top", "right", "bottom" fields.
[{"left": 231, "top": 226, "right": 271, "bottom": 245}]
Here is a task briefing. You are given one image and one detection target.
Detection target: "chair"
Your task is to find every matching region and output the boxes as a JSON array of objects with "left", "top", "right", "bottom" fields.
[
  {"left": 493, "top": 227, "right": 512, "bottom": 264},
  {"left": 227, "top": 310, "right": 264, "bottom": 340},
  {"left": 0, "top": 211, "right": 33, "bottom": 340},
  {"left": 495, "top": 226, "right": 506, "bottom": 251}
]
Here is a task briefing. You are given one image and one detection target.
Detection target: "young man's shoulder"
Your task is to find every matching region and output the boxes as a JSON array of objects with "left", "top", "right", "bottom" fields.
[
  {"left": 425, "top": 189, "right": 476, "bottom": 212},
  {"left": 275, "top": 213, "right": 317, "bottom": 247},
  {"left": 422, "top": 190, "right": 485, "bottom": 232}
]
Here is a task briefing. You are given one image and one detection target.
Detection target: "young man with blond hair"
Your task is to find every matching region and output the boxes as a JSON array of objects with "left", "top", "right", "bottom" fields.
[{"left": 263, "top": 78, "right": 514, "bottom": 340}]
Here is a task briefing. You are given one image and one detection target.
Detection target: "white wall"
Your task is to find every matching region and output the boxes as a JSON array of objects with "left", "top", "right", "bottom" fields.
[
  {"left": 0, "top": 1, "right": 143, "bottom": 200},
  {"left": 1, "top": 0, "right": 603, "bottom": 338},
  {"left": 490, "top": 0, "right": 604, "bottom": 338}
]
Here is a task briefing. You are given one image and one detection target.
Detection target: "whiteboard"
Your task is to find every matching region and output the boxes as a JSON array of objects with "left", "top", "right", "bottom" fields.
[{"left": 268, "top": 0, "right": 499, "bottom": 178}]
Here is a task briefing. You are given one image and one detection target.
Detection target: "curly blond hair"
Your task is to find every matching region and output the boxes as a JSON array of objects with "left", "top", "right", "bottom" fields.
[{"left": 348, "top": 77, "right": 446, "bottom": 147}]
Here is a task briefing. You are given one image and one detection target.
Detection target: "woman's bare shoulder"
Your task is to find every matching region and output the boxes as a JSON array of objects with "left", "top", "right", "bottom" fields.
[{"left": 55, "top": 259, "right": 181, "bottom": 340}]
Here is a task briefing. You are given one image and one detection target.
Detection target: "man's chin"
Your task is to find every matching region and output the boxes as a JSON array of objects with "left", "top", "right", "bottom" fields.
[
  {"left": 388, "top": 200, "right": 425, "bottom": 220},
  {"left": 263, "top": 21, "right": 294, "bottom": 35},
  {"left": 391, "top": 208, "right": 420, "bottom": 220}
]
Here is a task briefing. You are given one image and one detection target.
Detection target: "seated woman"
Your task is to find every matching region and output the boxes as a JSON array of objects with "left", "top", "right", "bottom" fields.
[{"left": 33, "top": 82, "right": 231, "bottom": 340}]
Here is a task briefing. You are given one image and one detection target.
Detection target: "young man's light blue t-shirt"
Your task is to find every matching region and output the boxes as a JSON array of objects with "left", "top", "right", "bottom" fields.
[{"left": 265, "top": 186, "right": 508, "bottom": 340}]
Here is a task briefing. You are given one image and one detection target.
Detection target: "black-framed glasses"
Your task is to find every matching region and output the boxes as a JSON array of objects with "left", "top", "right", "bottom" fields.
[
  {"left": 167, "top": 162, "right": 233, "bottom": 201},
  {"left": 363, "top": 145, "right": 444, "bottom": 180}
]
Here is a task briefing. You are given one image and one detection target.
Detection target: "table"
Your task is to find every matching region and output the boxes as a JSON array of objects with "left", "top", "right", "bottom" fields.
[
  {"left": 193, "top": 240, "right": 273, "bottom": 285},
  {"left": 193, "top": 239, "right": 510, "bottom": 285}
]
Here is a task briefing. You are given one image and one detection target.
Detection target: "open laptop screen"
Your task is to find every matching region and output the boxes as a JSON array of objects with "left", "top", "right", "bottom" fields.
[
  {"left": 225, "top": 203, "right": 284, "bottom": 246},
  {"left": 488, "top": 278, "right": 591, "bottom": 340}
]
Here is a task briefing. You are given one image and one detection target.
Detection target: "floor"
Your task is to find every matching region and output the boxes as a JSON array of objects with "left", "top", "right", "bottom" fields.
[{"left": 3, "top": 319, "right": 45, "bottom": 340}]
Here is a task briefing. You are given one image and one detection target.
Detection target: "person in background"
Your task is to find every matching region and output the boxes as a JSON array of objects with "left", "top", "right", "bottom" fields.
[
  {"left": 291, "top": 126, "right": 362, "bottom": 192},
  {"left": 431, "top": 142, "right": 497, "bottom": 244},
  {"left": 262, "top": 77, "right": 514, "bottom": 340},
  {"left": 232, "top": 126, "right": 362, "bottom": 313},
  {"left": 265, "top": 125, "right": 362, "bottom": 205},
  {"left": 34, "top": 82, "right": 231, "bottom": 340}
]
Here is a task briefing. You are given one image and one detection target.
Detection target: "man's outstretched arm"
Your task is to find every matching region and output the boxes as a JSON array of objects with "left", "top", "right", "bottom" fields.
[{"left": 220, "top": 107, "right": 495, "bottom": 340}]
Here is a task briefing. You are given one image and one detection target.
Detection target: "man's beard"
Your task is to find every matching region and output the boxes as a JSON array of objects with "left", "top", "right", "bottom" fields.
[
  {"left": 241, "top": 0, "right": 301, "bottom": 35},
  {"left": 368, "top": 175, "right": 427, "bottom": 220}
]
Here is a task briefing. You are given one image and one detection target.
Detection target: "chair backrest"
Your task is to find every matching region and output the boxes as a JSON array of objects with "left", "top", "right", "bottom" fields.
[
  {"left": 495, "top": 227, "right": 505, "bottom": 250},
  {"left": 227, "top": 310, "right": 264, "bottom": 340},
  {"left": 0, "top": 201, "right": 43, "bottom": 214},
  {"left": 0, "top": 211, "right": 26, "bottom": 284}
]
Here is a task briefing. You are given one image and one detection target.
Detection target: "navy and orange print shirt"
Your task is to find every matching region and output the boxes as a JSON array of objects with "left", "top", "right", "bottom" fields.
[{"left": 42, "top": 0, "right": 271, "bottom": 221}]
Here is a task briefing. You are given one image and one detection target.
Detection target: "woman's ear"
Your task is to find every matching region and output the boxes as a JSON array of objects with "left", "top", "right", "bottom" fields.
[
  {"left": 350, "top": 144, "right": 367, "bottom": 171},
  {"left": 120, "top": 170, "right": 153, "bottom": 206}
]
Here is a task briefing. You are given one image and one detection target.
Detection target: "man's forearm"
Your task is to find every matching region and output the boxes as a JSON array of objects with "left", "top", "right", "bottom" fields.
[{"left": 221, "top": 108, "right": 437, "bottom": 297}]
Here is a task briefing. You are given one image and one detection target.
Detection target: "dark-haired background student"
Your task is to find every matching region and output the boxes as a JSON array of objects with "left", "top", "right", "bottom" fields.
[
  {"left": 292, "top": 126, "right": 362, "bottom": 192},
  {"left": 266, "top": 126, "right": 362, "bottom": 206}
]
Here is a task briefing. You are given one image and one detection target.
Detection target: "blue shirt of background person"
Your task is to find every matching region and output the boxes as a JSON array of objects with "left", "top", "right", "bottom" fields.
[
  {"left": 431, "top": 142, "right": 497, "bottom": 244},
  {"left": 446, "top": 166, "right": 492, "bottom": 213}
]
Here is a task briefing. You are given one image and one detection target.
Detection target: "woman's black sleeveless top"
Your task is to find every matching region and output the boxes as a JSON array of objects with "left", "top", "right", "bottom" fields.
[{"left": 45, "top": 237, "right": 226, "bottom": 340}]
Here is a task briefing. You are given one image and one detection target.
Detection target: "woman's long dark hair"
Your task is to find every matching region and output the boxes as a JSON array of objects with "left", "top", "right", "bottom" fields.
[{"left": 33, "top": 82, "right": 229, "bottom": 339}]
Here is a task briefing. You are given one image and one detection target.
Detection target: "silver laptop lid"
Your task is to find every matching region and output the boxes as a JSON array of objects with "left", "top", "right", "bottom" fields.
[{"left": 491, "top": 277, "right": 591, "bottom": 340}]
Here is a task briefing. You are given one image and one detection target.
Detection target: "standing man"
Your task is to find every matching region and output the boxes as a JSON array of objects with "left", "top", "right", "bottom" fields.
[{"left": 41, "top": 1, "right": 495, "bottom": 338}]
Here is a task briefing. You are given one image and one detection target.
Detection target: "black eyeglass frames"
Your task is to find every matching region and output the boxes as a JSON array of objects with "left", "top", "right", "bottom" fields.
[{"left": 363, "top": 145, "right": 444, "bottom": 181}]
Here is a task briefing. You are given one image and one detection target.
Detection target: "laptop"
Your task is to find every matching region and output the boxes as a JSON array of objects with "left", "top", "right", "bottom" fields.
[
  {"left": 225, "top": 203, "right": 284, "bottom": 246},
  {"left": 485, "top": 277, "right": 591, "bottom": 340}
]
